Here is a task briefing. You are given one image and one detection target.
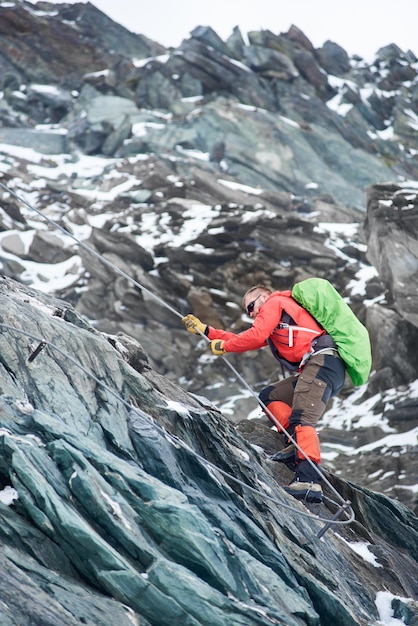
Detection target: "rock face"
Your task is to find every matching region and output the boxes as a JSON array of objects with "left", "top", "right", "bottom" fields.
[
  {"left": 363, "top": 182, "right": 418, "bottom": 391},
  {"left": 0, "top": 1, "right": 164, "bottom": 89},
  {"left": 0, "top": 275, "right": 418, "bottom": 626},
  {"left": 365, "top": 182, "right": 418, "bottom": 328},
  {"left": 1, "top": 4, "right": 418, "bottom": 620}
]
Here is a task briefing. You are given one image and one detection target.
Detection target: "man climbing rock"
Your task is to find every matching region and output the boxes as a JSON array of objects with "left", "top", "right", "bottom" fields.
[{"left": 182, "top": 284, "right": 347, "bottom": 504}]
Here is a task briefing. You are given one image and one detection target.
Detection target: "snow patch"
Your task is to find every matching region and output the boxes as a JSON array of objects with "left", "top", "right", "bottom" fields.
[
  {"left": 375, "top": 591, "right": 409, "bottom": 625},
  {"left": 0, "top": 486, "right": 19, "bottom": 506},
  {"left": 337, "top": 536, "right": 382, "bottom": 567}
]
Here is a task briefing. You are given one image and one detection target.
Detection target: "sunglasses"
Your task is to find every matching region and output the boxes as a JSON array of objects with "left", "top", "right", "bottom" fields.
[{"left": 246, "top": 294, "right": 262, "bottom": 315}]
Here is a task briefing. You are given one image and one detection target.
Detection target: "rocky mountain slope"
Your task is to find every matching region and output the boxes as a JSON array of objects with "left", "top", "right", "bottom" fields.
[
  {"left": 1, "top": 275, "right": 418, "bottom": 626},
  {"left": 1, "top": 2, "right": 418, "bottom": 622}
]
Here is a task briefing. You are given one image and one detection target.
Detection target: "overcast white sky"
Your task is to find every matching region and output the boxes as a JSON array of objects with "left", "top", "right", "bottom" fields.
[{"left": 41, "top": 0, "right": 418, "bottom": 60}]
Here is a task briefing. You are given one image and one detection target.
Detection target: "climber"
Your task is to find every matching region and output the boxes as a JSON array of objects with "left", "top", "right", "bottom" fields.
[{"left": 182, "top": 284, "right": 346, "bottom": 503}]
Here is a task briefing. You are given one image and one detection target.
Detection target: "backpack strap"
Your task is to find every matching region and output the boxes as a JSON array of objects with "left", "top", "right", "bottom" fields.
[
  {"left": 278, "top": 323, "right": 321, "bottom": 348},
  {"left": 267, "top": 310, "right": 323, "bottom": 374}
]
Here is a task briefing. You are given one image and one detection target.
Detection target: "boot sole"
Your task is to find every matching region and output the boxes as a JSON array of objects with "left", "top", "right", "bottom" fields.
[{"left": 283, "top": 486, "right": 323, "bottom": 503}]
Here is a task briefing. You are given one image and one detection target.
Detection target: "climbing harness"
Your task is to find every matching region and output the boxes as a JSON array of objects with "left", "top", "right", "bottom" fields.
[{"left": 0, "top": 181, "right": 355, "bottom": 537}]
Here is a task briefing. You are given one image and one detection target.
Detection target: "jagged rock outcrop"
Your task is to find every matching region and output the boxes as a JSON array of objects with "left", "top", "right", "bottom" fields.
[
  {"left": 0, "top": 275, "right": 418, "bottom": 625},
  {"left": 363, "top": 181, "right": 418, "bottom": 391},
  {"left": 0, "top": 1, "right": 164, "bottom": 90},
  {"left": 1, "top": 2, "right": 418, "bottom": 206},
  {"left": 365, "top": 182, "right": 418, "bottom": 326}
]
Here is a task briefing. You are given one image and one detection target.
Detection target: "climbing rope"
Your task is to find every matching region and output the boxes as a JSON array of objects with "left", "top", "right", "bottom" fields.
[{"left": 0, "top": 181, "right": 355, "bottom": 534}]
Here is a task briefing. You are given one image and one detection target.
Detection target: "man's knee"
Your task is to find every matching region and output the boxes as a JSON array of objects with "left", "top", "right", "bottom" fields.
[{"left": 259, "top": 385, "right": 275, "bottom": 406}]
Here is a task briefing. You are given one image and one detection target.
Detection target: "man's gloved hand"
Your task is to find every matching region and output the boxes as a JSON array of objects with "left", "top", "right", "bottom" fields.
[
  {"left": 210, "top": 340, "right": 226, "bottom": 356},
  {"left": 182, "top": 314, "right": 208, "bottom": 336}
]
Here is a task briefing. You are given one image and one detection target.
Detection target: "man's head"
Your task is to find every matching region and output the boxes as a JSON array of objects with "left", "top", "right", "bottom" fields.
[{"left": 243, "top": 284, "right": 272, "bottom": 319}]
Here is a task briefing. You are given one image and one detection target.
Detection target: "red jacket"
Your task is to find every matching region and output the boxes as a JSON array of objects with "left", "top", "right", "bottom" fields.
[{"left": 207, "top": 291, "right": 324, "bottom": 365}]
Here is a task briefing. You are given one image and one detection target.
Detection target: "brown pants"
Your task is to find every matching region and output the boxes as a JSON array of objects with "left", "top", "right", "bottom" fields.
[{"left": 259, "top": 352, "right": 346, "bottom": 463}]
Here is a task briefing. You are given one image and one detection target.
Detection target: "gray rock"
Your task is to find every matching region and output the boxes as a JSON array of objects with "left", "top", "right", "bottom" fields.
[
  {"left": 243, "top": 45, "right": 299, "bottom": 79},
  {"left": 365, "top": 182, "right": 418, "bottom": 327},
  {"left": 189, "top": 25, "right": 233, "bottom": 56},
  {"left": 101, "top": 115, "right": 132, "bottom": 156},
  {"left": 0, "top": 128, "right": 66, "bottom": 154},
  {"left": 316, "top": 40, "right": 351, "bottom": 76},
  {"left": 28, "top": 231, "right": 75, "bottom": 264},
  {"left": 0, "top": 1, "right": 165, "bottom": 89},
  {"left": 225, "top": 26, "right": 246, "bottom": 60}
]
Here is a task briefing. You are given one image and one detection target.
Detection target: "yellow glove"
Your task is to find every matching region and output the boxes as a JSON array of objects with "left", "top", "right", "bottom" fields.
[
  {"left": 210, "top": 340, "right": 226, "bottom": 356},
  {"left": 182, "top": 314, "right": 208, "bottom": 336}
]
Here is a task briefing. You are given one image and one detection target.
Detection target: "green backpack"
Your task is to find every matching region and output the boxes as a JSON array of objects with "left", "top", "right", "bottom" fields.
[{"left": 292, "top": 278, "right": 372, "bottom": 386}]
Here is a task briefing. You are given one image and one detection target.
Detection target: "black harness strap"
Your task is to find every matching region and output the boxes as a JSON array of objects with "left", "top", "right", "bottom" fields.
[{"left": 267, "top": 311, "right": 300, "bottom": 375}]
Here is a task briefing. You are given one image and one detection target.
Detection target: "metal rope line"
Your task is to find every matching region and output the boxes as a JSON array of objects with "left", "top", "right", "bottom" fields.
[
  {"left": 0, "top": 322, "right": 354, "bottom": 528},
  {"left": 0, "top": 182, "right": 181, "bottom": 320},
  {"left": 0, "top": 181, "right": 354, "bottom": 526}
]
